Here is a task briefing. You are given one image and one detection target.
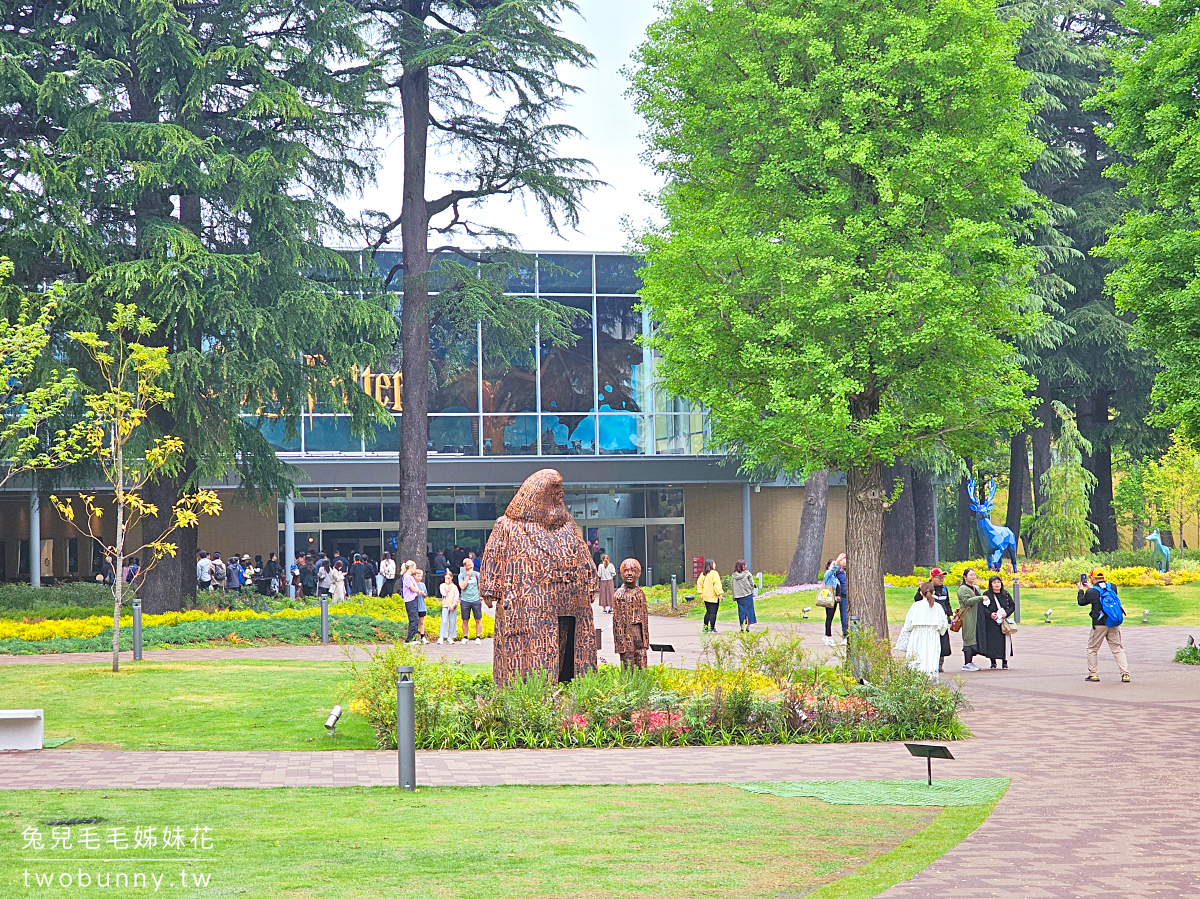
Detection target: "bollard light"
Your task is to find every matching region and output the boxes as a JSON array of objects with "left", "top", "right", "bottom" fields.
[
  {"left": 1143, "top": 609, "right": 1150, "bottom": 624},
  {"left": 325, "top": 705, "right": 342, "bottom": 733},
  {"left": 132, "top": 597, "right": 143, "bottom": 661},
  {"left": 1044, "top": 609, "right": 1053, "bottom": 624},
  {"left": 396, "top": 666, "right": 416, "bottom": 791},
  {"left": 802, "top": 606, "right": 811, "bottom": 619}
]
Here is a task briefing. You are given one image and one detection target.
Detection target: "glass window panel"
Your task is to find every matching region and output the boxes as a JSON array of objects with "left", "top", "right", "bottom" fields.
[
  {"left": 591, "top": 490, "right": 646, "bottom": 519},
  {"left": 366, "top": 415, "right": 400, "bottom": 453},
  {"left": 564, "top": 492, "right": 586, "bottom": 520},
  {"left": 540, "top": 296, "right": 594, "bottom": 413},
  {"left": 648, "top": 524, "right": 685, "bottom": 586},
  {"left": 595, "top": 255, "right": 644, "bottom": 294},
  {"left": 67, "top": 537, "right": 79, "bottom": 573},
  {"left": 648, "top": 489, "right": 685, "bottom": 519},
  {"left": 594, "top": 526, "right": 646, "bottom": 572},
  {"left": 321, "top": 487, "right": 381, "bottom": 523},
  {"left": 538, "top": 253, "right": 592, "bottom": 293},
  {"left": 372, "top": 250, "right": 404, "bottom": 291},
  {"left": 483, "top": 415, "right": 538, "bottom": 455},
  {"left": 382, "top": 489, "right": 400, "bottom": 523},
  {"left": 428, "top": 416, "right": 479, "bottom": 456},
  {"left": 279, "top": 489, "right": 320, "bottom": 524},
  {"left": 305, "top": 416, "right": 361, "bottom": 453},
  {"left": 427, "top": 489, "right": 455, "bottom": 522},
  {"left": 384, "top": 530, "right": 399, "bottom": 556},
  {"left": 540, "top": 413, "right": 596, "bottom": 455},
  {"left": 430, "top": 321, "right": 478, "bottom": 413},
  {"left": 252, "top": 416, "right": 301, "bottom": 452},
  {"left": 455, "top": 490, "right": 501, "bottom": 523},
  {"left": 652, "top": 414, "right": 706, "bottom": 455},
  {"left": 599, "top": 412, "right": 644, "bottom": 455},
  {"left": 596, "top": 297, "right": 642, "bottom": 412},
  {"left": 454, "top": 529, "right": 489, "bottom": 556},
  {"left": 506, "top": 257, "right": 536, "bottom": 292},
  {"left": 482, "top": 325, "right": 536, "bottom": 413}
]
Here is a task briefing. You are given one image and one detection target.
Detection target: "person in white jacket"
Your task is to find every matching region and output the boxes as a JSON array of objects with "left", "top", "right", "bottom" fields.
[{"left": 895, "top": 581, "right": 949, "bottom": 678}]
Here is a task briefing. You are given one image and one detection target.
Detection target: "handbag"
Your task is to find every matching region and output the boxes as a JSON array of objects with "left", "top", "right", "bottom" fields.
[
  {"left": 949, "top": 609, "right": 963, "bottom": 633},
  {"left": 815, "top": 587, "right": 837, "bottom": 609},
  {"left": 1000, "top": 619, "right": 1018, "bottom": 635}
]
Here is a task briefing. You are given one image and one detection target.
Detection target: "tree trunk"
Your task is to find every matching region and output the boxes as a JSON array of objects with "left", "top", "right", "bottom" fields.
[
  {"left": 911, "top": 467, "right": 937, "bottom": 567},
  {"left": 1005, "top": 432, "right": 1028, "bottom": 558},
  {"left": 955, "top": 462, "right": 974, "bottom": 561},
  {"left": 396, "top": 58, "right": 432, "bottom": 568},
  {"left": 1083, "top": 389, "right": 1118, "bottom": 552},
  {"left": 139, "top": 468, "right": 189, "bottom": 615},
  {"left": 1031, "top": 390, "right": 1053, "bottom": 512},
  {"left": 846, "top": 461, "right": 888, "bottom": 639},
  {"left": 1133, "top": 518, "right": 1145, "bottom": 553},
  {"left": 785, "top": 469, "right": 829, "bottom": 586},
  {"left": 881, "top": 462, "right": 915, "bottom": 576}
]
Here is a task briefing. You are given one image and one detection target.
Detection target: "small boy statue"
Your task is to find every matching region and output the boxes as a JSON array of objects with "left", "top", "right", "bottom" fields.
[{"left": 612, "top": 558, "right": 649, "bottom": 669}]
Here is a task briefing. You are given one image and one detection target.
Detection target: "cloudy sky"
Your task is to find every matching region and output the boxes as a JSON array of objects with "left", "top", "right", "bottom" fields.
[{"left": 349, "top": 0, "right": 662, "bottom": 253}]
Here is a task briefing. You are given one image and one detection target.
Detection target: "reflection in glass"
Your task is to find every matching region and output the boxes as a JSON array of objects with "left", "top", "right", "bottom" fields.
[
  {"left": 540, "top": 296, "right": 594, "bottom": 412},
  {"left": 591, "top": 491, "right": 646, "bottom": 519},
  {"left": 599, "top": 413, "right": 643, "bottom": 455},
  {"left": 648, "top": 489, "right": 685, "bottom": 518},
  {"left": 321, "top": 487, "right": 382, "bottom": 523},
  {"left": 483, "top": 415, "right": 538, "bottom": 455},
  {"left": 648, "top": 524, "right": 685, "bottom": 585},
  {"left": 286, "top": 489, "right": 320, "bottom": 524},
  {"left": 427, "top": 489, "right": 455, "bottom": 522},
  {"left": 428, "top": 416, "right": 479, "bottom": 455},
  {"left": 254, "top": 416, "right": 301, "bottom": 452},
  {"left": 538, "top": 253, "right": 592, "bottom": 293},
  {"left": 596, "top": 297, "right": 642, "bottom": 412},
  {"left": 455, "top": 492, "right": 498, "bottom": 523},
  {"left": 430, "top": 320, "right": 478, "bottom": 413},
  {"left": 454, "top": 529, "right": 489, "bottom": 556},
  {"left": 563, "top": 492, "right": 586, "bottom": 521},
  {"left": 595, "top": 254, "right": 644, "bottom": 294},
  {"left": 372, "top": 250, "right": 404, "bottom": 291},
  {"left": 482, "top": 329, "right": 536, "bottom": 414},
  {"left": 305, "top": 416, "right": 361, "bottom": 453},
  {"left": 653, "top": 414, "right": 706, "bottom": 455},
  {"left": 540, "top": 413, "right": 596, "bottom": 455},
  {"left": 365, "top": 415, "right": 400, "bottom": 453}
]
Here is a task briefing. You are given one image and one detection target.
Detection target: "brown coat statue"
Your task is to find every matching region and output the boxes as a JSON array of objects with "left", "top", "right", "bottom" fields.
[
  {"left": 478, "top": 469, "right": 599, "bottom": 686},
  {"left": 611, "top": 558, "right": 649, "bottom": 669}
]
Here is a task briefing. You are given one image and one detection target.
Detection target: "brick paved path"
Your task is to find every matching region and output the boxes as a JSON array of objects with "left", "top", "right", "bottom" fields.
[{"left": 2, "top": 622, "right": 1199, "bottom": 896}]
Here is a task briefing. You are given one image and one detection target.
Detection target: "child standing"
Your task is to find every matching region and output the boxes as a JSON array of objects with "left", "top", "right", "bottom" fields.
[
  {"left": 438, "top": 570, "right": 460, "bottom": 644},
  {"left": 415, "top": 569, "right": 429, "bottom": 644}
]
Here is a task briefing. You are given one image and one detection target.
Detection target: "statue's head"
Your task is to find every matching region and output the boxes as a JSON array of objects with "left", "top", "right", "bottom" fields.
[
  {"left": 619, "top": 558, "right": 642, "bottom": 586},
  {"left": 966, "top": 477, "right": 997, "bottom": 518},
  {"left": 505, "top": 469, "right": 570, "bottom": 528},
  {"left": 1147, "top": 529, "right": 1160, "bottom": 543}
]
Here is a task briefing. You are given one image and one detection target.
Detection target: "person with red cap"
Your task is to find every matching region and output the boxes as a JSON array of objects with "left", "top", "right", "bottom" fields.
[{"left": 914, "top": 567, "right": 953, "bottom": 672}]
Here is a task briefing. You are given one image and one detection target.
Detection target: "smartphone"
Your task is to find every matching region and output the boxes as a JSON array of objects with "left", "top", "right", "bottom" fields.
[{"left": 1079, "top": 574, "right": 1088, "bottom": 586}]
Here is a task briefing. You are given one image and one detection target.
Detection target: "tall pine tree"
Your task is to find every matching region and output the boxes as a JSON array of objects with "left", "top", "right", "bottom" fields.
[{"left": 0, "top": 0, "right": 397, "bottom": 611}]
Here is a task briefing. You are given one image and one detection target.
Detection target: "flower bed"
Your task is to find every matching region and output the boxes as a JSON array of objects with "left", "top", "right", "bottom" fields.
[
  {"left": 0, "top": 596, "right": 493, "bottom": 653},
  {"left": 344, "top": 631, "right": 969, "bottom": 750},
  {"left": 887, "top": 556, "right": 1200, "bottom": 588}
]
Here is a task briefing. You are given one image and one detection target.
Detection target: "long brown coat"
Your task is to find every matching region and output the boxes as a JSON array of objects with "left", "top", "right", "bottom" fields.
[
  {"left": 478, "top": 469, "right": 598, "bottom": 686},
  {"left": 612, "top": 558, "right": 649, "bottom": 668}
]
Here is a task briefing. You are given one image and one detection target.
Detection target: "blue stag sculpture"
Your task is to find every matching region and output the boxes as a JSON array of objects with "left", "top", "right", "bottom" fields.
[
  {"left": 967, "top": 478, "right": 1018, "bottom": 572},
  {"left": 1146, "top": 529, "right": 1171, "bottom": 573}
]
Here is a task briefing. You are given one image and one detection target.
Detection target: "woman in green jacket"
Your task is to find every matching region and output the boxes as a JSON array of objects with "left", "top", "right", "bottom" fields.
[{"left": 957, "top": 568, "right": 983, "bottom": 672}]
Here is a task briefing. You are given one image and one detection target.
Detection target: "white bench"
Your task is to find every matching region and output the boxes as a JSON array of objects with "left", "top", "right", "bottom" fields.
[{"left": 0, "top": 709, "right": 44, "bottom": 751}]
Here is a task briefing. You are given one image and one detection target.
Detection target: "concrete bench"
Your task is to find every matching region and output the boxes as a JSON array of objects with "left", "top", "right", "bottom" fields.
[{"left": 0, "top": 709, "right": 44, "bottom": 751}]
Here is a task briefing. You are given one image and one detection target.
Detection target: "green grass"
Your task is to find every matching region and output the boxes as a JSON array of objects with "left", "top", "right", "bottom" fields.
[
  {"left": 685, "top": 583, "right": 1200, "bottom": 628},
  {"left": 0, "top": 660, "right": 387, "bottom": 750},
  {"left": 0, "top": 784, "right": 995, "bottom": 898}
]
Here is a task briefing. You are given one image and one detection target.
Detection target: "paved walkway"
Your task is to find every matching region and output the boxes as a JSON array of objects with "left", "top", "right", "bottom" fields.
[{"left": 2, "top": 621, "right": 1199, "bottom": 897}]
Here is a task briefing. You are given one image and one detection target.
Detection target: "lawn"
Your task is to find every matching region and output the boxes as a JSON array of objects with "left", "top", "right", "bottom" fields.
[
  {"left": 0, "top": 660, "right": 399, "bottom": 750},
  {"left": 1, "top": 784, "right": 996, "bottom": 899},
  {"left": 686, "top": 583, "right": 1200, "bottom": 628}
]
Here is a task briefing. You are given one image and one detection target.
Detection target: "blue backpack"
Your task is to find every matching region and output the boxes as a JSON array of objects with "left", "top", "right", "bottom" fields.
[{"left": 1097, "top": 582, "right": 1124, "bottom": 628}]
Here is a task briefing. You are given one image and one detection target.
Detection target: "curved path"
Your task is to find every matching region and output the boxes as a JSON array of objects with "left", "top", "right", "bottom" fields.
[{"left": 2, "top": 623, "right": 1198, "bottom": 897}]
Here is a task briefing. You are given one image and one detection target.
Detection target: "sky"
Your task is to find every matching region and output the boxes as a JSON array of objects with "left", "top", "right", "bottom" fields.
[{"left": 348, "top": 0, "right": 662, "bottom": 254}]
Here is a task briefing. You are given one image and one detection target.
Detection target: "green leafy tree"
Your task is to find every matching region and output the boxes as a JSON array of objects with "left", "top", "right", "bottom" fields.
[
  {"left": 360, "top": 0, "right": 601, "bottom": 564},
  {"left": 629, "top": 0, "right": 1040, "bottom": 636},
  {"left": 51, "top": 306, "right": 221, "bottom": 673},
  {"left": 1022, "top": 402, "right": 1097, "bottom": 559},
  {"left": 1142, "top": 434, "right": 1200, "bottom": 555},
  {"left": 0, "top": 0, "right": 396, "bottom": 612},
  {"left": 0, "top": 259, "right": 85, "bottom": 490},
  {"left": 1097, "top": 1, "right": 1200, "bottom": 454},
  {"left": 1111, "top": 449, "right": 1149, "bottom": 550}
]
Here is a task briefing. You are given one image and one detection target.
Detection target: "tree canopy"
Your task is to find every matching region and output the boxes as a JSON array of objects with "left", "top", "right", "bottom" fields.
[{"left": 630, "top": 0, "right": 1041, "bottom": 634}]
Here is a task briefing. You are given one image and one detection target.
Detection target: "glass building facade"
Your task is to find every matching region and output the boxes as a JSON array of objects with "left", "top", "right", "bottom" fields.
[{"left": 269, "top": 252, "right": 731, "bottom": 584}]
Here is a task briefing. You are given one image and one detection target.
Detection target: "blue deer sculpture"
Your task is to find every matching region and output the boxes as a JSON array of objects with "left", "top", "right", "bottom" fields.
[
  {"left": 1146, "top": 529, "right": 1171, "bottom": 573},
  {"left": 967, "top": 478, "right": 1018, "bottom": 572}
]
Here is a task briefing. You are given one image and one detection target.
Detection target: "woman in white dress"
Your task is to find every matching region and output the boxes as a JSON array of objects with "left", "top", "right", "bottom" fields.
[
  {"left": 895, "top": 581, "right": 949, "bottom": 678},
  {"left": 330, "top": 560, "right": 347, "bottom": 602},
  {"left": 597, "top": 554, "right": 617, "bottom": 614}
]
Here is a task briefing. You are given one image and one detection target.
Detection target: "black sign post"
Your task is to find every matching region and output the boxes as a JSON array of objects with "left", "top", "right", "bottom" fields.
[
  {"left": 905, "top": 743, "right": 955, "bottom": 786},
  {"left": 649, "top": 643, "right": 675, "bottom": 665}
]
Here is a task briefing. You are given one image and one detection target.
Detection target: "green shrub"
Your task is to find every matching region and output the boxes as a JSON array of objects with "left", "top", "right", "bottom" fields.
[
  {"left": 1174, "top": 644, "right": 1200, "bottom": 665},
  {"left": 345, "top": 631, "right": 968, "bottom": 751},
  {"left": 0, "top": 582, "right": 118, "bottom": 612}
]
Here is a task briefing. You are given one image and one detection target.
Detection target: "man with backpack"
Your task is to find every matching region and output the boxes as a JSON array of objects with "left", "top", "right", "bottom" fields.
[{"left": 1078, "top": 568, "right": 1130, "bottom": 683}]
